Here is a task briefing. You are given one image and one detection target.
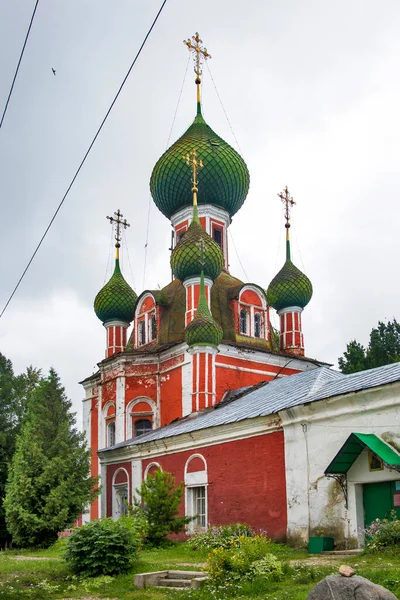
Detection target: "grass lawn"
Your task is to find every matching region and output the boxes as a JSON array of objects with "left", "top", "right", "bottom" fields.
[{"left": 0, "top": 542, "right": 399, "bottom": 599}]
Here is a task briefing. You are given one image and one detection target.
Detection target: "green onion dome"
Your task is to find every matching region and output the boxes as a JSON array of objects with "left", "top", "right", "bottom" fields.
[
  {"left": 185, "top": 272, "right": 223, "bottom": 348},
  {"left": 150, "top": 106, "right": 250, "bottom": 219},
  {"left": 94, "top": 259, "right": 137, "bottom": 324},
  {"left": 267, "top": 240, "right": 313, "bottom": 312},
  {"left": 171, "top": 208, "right": 224, "bottom": 282}
]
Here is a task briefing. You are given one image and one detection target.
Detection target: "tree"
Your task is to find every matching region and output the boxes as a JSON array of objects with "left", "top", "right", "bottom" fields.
[
  {"left": 338, "top": 319, "right": 400, "bottom": 374},
  {"left": 0, "top": 354, "right": 41, "bottom": 546},
  {"left": 132, "top": 470, "right": 192, "bottom": 545},
  {"left": 4, "top": 368, "right": 98, "bottom": 547}
]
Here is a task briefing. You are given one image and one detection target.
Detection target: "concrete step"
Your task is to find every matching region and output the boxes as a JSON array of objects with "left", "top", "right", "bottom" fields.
[
  {"left": 157, "top": 578, "right": 192, "bottom": 588},
  {"left": 322, "top": 549, "right": 363, "bottom": 556}
]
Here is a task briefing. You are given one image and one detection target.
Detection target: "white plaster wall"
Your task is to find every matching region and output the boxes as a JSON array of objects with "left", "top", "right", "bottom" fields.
[
  {"left": 181, "top": 351, "right": 193, "bottom": 416},
  {"left": 131, "top": 460, "right": 142, "bottom": 503},
  {"left": 115, "top": 376, "right": 125, "bottom": 443},
  {"left": 281, "top": 382, "right": 400, "bottom": 545}
]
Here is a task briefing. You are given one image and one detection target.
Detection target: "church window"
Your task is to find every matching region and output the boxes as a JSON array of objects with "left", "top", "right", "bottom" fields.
[
  {"left": 213, "top": 228, "right": 223, "bottom": 249},
  {"left": 187, "top": 486, "right": 206, "bottom": 528},
  {"left": 134, "top": 418, "right": 152, "bottom": 437},
  {"left": 254, "top": 313, "right": 262, "bottom": 338},
  {"left": 107, "top": 421, "right": 116, "bottom": 447},
  {"left": 149, "top": 314, "right": 157, "bottom": 341},
  {"left": 114, "top": 485, "right": 128, "bottom": 517},
  {"left": 138, "top": 320, "right": 146, "bottom": 345},
  {"left": 176, "top": 230, "right": 185, "bottom": 243},
  {"left": 240, "top": 309, "right": 249, "bottom": 334}
]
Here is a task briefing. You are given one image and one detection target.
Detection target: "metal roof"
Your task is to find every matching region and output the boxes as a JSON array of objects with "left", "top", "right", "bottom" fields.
[
  {"left": 103, "top": 362, "right": 400, "bottom": 452},
  {"left": 325, "top": 433, "right": 400, "bottom": 474}
]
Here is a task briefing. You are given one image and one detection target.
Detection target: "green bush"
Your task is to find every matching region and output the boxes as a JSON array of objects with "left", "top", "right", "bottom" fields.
[
  {"left": 187, "top": 523, "right": 255, "bottom": 550},
  {"left": 364, "top": 511, "right": 400, "bottom": 551},
  {"left": 205, "top": 534, "right": 282, "bottom": 587},
  {"left": 63, "top": 518, "right": 139, "bottom": 577}
]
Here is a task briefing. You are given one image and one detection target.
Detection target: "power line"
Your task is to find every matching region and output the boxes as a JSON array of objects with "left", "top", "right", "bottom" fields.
[
  {"left": 0, "top": 0, "right": 168, "bottom": 320},
  {"left": 0, "top": 0, "right": 40, "bottom": 130}
]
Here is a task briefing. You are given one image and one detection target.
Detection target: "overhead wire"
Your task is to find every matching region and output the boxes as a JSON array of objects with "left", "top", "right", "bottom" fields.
[
  {"left": 103, "top": 227, "right": 114, "bottom": 285},
  {"left": 0, "top": 0, "right": 40, "bottom": 131},
  {"left": 228, "top": 229, "right": 249, "bottom": 281},
  {"left": 141, "top": 54, "right": 190, "bottom": 290},
  {"left": 0, "top": 0, "right": 168, "bottom": 320},
  {"left": 122, "top": 227, "right": 136, "bottom": 290}
]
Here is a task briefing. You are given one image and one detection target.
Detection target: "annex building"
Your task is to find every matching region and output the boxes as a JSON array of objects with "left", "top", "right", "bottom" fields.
[{"left": 81, "top": 34, "right": 400, "bottom": 547}]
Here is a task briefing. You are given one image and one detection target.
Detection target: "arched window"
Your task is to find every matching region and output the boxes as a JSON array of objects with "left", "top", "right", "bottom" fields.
[
  {"left": 149, "top": 314, "right": 157, "bottom": 341},
  {"left": 240, "top": 309, "right": 249, "bottom": 334},
  {"left": 185, "top": 454, "right": 208, "bottom": 531},
  {"left": 254, "top": 313, "right": 262, "bottom": 338},
  {"left": 107, "top": 421, "right": 116, "bottom": 447},
  {"left": 112, "top": 469, "right": 129, "bottom": 519},
  {"left": 134, "top": 419, "right": 152, "bottom": 437}
]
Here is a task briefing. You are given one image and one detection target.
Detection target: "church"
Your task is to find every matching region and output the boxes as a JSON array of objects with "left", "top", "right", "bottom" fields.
[{"left": 81, "top": 33, "right": 400, "bottom": 547}]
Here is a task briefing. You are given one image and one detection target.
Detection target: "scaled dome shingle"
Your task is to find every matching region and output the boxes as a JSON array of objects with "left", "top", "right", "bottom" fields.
[
  {"left": 150, "top": 109, "right": 250, "bottom": 219},
  {"left": 94, "top": 259, "right": 137, "bottom": 324}
]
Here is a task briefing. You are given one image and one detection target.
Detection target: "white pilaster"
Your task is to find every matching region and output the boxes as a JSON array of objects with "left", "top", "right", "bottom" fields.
[{"left": 115, "top": 376, "right": 125, "bottom": 444}]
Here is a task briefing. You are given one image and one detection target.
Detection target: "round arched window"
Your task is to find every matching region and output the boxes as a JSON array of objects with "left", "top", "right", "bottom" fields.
[{"left": 134, "top": 419, "right": 152, "bottom": 437}]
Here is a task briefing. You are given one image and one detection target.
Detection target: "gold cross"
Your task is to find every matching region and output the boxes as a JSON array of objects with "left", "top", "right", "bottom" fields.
[
  {"left": 183, "top": 148, "right": 204, "bottom": 197},
  {"left": 184, "top": 32, "right": 211, "bottom": 80},
  {"left": 106, "top": 209, "right": 130, "bottom": 252},
  {"left": 278, "top": 186, "right": 296, "bottom": 229},
  {"left": 195, "top": 238, "right": 206, "bottom": 267}
]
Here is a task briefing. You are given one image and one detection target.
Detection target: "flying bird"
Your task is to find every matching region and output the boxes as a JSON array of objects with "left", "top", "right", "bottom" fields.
[{"left": 52, "top": 68, "right": 56, "bottom": 76}]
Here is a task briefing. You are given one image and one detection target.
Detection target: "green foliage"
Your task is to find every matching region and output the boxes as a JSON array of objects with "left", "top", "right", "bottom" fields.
[
  {"left": 338, "top": 319, "right": 400, "bottom": 374},
  {"left": 364, "top": 511, "right": 400, "bottom": 551},
  {"left": 132, "top": 470, "right": 191, "bottom": 545},
  {"left": 187, "top": 523, "right": 255, "bottom": 551},
  {"left": 205, "top": 534, "right": 282, "bottom": 587},
  {"left": 4, "top": 369, "right": 98, "bottom": 547},
  {"left": 63, "top": 518, "right": 139, "bottom": 577},
  {"left": 0, "top": 354, "right": 41, "bottom": 546}
]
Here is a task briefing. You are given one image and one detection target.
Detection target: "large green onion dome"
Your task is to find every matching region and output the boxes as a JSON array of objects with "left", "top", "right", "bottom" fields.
[
  {"left": 267, "top": 240, "right": 313, "bottom": 312},
  {"left": 94, "top": 259, "right": 137, "bottom": 324},
  {"left": 150, "top": 106, "right": 250, "bottom": 219},
  {"left": 171, "top": 207, "right": 224, "bottom": 282},
  {"left": 185, "top": 271, "right": 223, "bottom": 348}
]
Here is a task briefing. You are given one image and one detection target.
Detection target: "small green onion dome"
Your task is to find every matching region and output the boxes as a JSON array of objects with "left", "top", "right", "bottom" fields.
[
  {"left": 150, "top": 107, "right": 250, "bottom": 219},
  {"left": 185, "top": 272, "right": 223, "bottom": 348},
  {"left": 267, "top": 241, "right": 313, "bottom": 312},
  {"left": 171, "top": 209, "right": 224, "bottom": 282},
  {"left": 94, "top": 259, "right": 137, "bottom": 324}
]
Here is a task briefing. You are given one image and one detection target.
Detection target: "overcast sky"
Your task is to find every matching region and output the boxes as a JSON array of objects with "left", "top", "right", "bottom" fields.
[{"left": 1, "top": 0, "right": 400, "bottom": 422}]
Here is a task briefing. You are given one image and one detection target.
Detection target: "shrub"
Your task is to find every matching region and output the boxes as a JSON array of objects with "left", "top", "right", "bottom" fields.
[
  {"left": 205, "top": 534, "right": 282, "bottom": 587},
  {"left": 248, "top": 554, "right": 283, "bottom": 580},
  {"left": 63, "top": 518, "right": 139, "bottom": 577},
  {"left": 187, "top": 523, "right": 255, "bottom": 550},
  {"left": 131, "top": 470, "right": 192, "bottom": 545},
  {"left": 364, "top": 511, "right": 400, "bottom": 551}
]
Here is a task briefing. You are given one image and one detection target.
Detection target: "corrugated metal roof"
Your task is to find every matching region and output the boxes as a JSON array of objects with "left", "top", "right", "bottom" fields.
[{"left": 103, "top": 362, "right": 400, "bottom": 452}]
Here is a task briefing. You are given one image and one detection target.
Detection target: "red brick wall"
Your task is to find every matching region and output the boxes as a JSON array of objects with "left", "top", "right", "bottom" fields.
[{"left": 141, "top": 431, "right": 287, "bottom": 540}]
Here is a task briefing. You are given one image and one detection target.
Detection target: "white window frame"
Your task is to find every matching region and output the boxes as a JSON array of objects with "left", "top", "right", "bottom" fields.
[
  {"left": 184, "top": 454, "right": 208, "bottom": 532},
  {"left": 112, "top": 468, "right": 130, "bottom": 519}
]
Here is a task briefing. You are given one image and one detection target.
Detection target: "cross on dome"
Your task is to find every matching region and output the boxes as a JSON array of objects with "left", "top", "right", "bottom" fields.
[
  {"left": 278, "top": 186, "right": 296, "bottom": 231},
  {"left": 183, "top": 148, "right": 204, "bottom": 198},
  {"left": 184, "top": 32, "right": 211, "bottom": 104},
  {"left": 106, "top": 209, "right": 130, "bottom": 258}
]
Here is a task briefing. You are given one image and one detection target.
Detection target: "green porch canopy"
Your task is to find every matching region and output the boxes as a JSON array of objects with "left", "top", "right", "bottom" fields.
[{"left": 325, "top": 433, "right": 400, "bottom": 475}]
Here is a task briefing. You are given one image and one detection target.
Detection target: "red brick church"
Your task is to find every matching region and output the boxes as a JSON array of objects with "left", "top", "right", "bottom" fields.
[{"left": 81, "top": 33, "right": 322, "bottom": 538}]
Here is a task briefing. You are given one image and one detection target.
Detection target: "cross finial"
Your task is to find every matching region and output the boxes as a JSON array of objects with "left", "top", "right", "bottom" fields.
[
  {"left": 278, "top": 186, "right": 296, "bottom": 231},
  {"left": 195, "top": 238, "right": 206, "bottom": 267},
  {"left": 184, "top": 32, "right": 211, "bottom": 105},
  {"left": 106, "top": 209, "right": 130, "bottom": 259},
  {"left": 183, "top": 148, "right": 204, "bottom": 207}
]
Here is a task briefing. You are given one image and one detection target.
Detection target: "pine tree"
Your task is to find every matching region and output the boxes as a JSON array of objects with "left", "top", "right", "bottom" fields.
[
  {"left": 0, "top": 354, "right": 40, "bottom": 546},
  {"left": 132, "top": 470, "right": 192, "bottom": 545},
  {"left": 4, "top": 368, "right": 97, "bottom": 547}
]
